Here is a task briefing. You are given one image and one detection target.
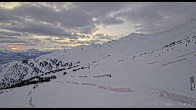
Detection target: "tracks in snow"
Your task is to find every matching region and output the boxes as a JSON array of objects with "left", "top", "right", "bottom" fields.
[
  {"left": 54, "top": 80, "right": 133, "bottom": 93},
  {"left": 27, "top": 84, "right": 39, "bottom": 108},
  {"left": 157, "top": 90, "right": 196, "bottom": 106}
]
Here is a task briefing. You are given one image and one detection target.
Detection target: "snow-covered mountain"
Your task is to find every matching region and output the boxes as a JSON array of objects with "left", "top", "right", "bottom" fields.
[
  {"left": 22, "top": 48, "right": 43, "bottom": 57},
  {"left": 0, "top": 19, "right": 196, "bottom": 108},
  {"left": 0, "top": 49, "right": 54, "bottom": 66}
]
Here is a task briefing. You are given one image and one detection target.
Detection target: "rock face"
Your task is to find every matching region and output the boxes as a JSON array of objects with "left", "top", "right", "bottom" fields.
[{"left": 0, "top": 63, "right": 29, "bottom": 89}]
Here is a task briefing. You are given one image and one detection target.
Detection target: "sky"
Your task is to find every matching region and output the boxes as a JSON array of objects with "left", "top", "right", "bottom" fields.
[{"left": 0, "top": 2, "right": 196, "bottom": 51}]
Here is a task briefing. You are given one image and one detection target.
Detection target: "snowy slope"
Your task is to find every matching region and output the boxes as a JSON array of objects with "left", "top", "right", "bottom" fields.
[{"left": 0, "top": 19, "right": 196, "bottom": 108}]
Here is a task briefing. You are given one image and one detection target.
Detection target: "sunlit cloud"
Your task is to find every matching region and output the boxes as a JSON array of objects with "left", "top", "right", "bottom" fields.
[
  {"left": 7, "top": 44, "right": 22, "bottom": 51},
  {"left": 64, "top": 43, "right": 88, "bottom": 47},
  {"left": 77, "top": 37, "right": 93, "bottom": 42},
  {"left": 0, "top": 2, "right": 23, "bottom": 10},
  {"left": 32, "top": 35, "right": 51, "bottom": 39}
]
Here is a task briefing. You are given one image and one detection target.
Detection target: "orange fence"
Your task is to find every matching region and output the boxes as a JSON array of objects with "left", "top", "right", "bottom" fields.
[{"left": 98, "top": 85, "right": 133, "bottom": 92}]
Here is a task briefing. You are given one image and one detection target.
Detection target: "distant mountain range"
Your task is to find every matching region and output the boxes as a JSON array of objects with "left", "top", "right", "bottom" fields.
[{"left": 0, "top": 49, "right": 55, "bottom": 65}]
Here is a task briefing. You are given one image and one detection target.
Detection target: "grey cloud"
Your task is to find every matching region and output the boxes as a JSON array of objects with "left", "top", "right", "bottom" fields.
[
  {"left": 96, "top": 17, "right": 124, "bottom": 26},
  {"left": 0, "top": 38, "right": 30, "bottom": 44},
  {"left": 2, "top": 2, "right": 196, "bottom": 35},
  {"left": 0, "top": 35, "right": 13, "bottom": 39},
  {"left": 0, "top": 2, "right": 128, "bottom": 38},
  {"left": 0, "top": 34, "right": 40, "bottom": 46},
  {"left": 58, "top": 8, "right": 93, "bottom": 28},
  {"left": 0, "top": 30, "right": 22, "bottom": 36},
  {"left": 13, "top": 4, "right": 93, "bottom": 29},
  {"left": 0, "top": 35, "right": 20, "bottom": 41},
  {"left": 77, "top": 24, "right": 99, "bottom": 34},
  {"left": 17, "top": 42, "right": 38, "bottom": 46},
  {"left": 0, "top": 36, "right": 31, "bottom": 44},
  {"left": 73, "top": 2, "right": 127, "bottom": 17},
  {"left": 1, "top": 21, "right": 75, "bottom": 37},
  {"left": 32, "top": 2, "right": 74, "bottom": 11},
  {"left": 14, "top": 3, "right": 126, "bottom": 31},
  {"left": 0, "top": 7, "right": 22, "bottom": 23},
  {"left": 27, "top": 38, "right": 41, "bottom": 43},
  {"left": 115, "top": 2, "right": 196, "bottom": 33},
  {"left": 73, "top": 2, "right": 126, "bottom": 26},
  {"left": 0, "top": 3, "right": 97, "bottom": 36},
  {"left": 14, "top": 4, "right": 57, "bottom": 22}
]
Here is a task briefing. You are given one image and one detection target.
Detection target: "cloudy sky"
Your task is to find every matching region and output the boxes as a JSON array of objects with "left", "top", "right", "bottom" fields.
[{"left": 0, "top": 2, "right": 196, "bottom": 51}]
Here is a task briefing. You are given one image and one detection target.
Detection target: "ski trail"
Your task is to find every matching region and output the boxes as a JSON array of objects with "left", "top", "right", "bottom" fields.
[
  {"left": 27, "top": 90, "right": 32, "bottom": 96},
  {"left": 27, "top": 84, "right": 39, "bottom": 108},
  {"left": 161, "top": 58, "right": 187, "bottom": 66},
  {"left": 176, "top": 50, "right": 196, "bottom": 58},
  {"left": 54, "top": 80, "right": 133, "bottom": 93},
  {"left": 29, "top": 96, "right": 34, "bottom": 108},
  {"left": 55, "top": 81, "right": 64, "bottom": 83},
  {"left": 148, "top": 61, "right": 161, "bottom": 65}
]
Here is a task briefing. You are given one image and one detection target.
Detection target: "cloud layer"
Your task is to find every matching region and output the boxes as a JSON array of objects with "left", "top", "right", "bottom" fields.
[{"left": 0, "top": 2, "right": 196, "bottom": 50}]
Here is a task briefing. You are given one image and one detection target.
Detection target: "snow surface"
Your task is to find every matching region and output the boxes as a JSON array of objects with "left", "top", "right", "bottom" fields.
[{"left": 0, "top": 19, "right": 196, "bottom": 108}]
